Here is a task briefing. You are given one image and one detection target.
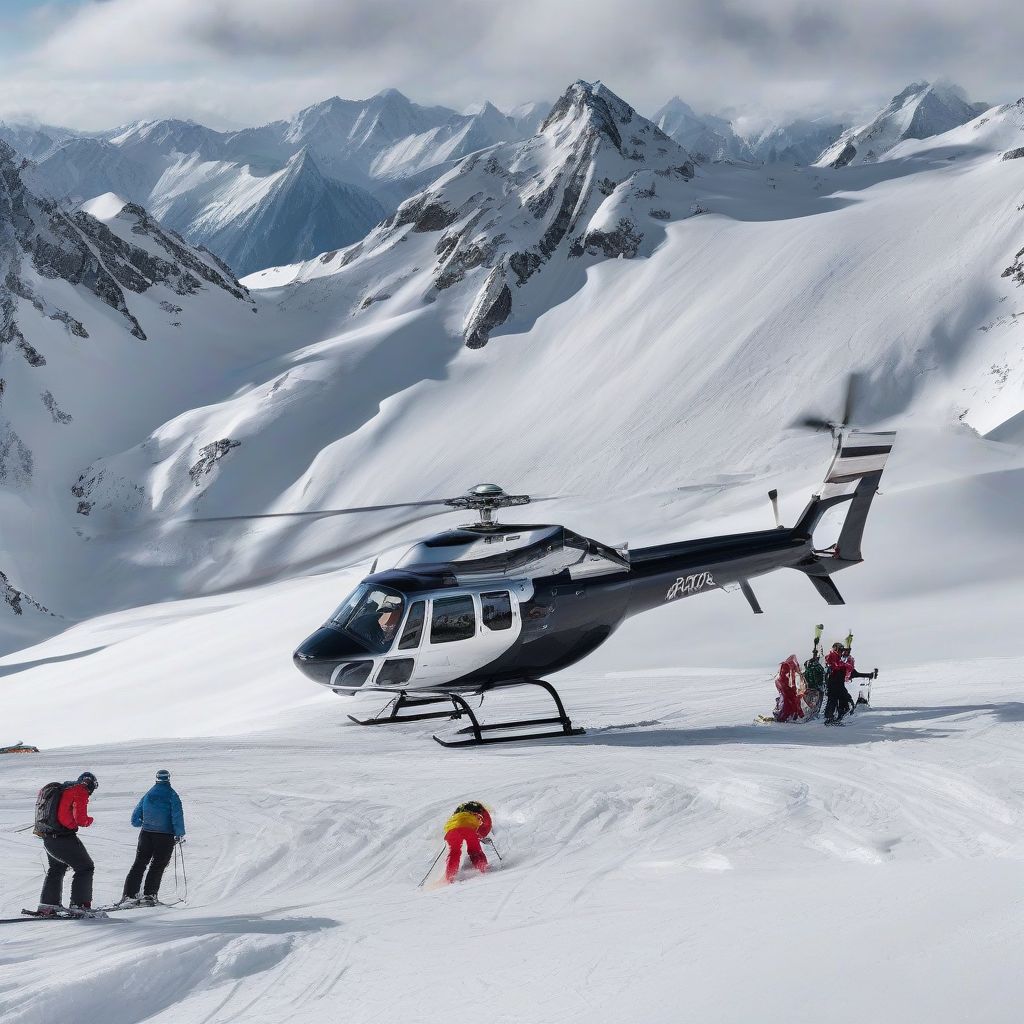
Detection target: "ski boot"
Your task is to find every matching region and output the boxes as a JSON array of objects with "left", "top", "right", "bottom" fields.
[
  {"left": 69, "top": 903, "right": 107, "bottom": 919},
  {"left": 140, "top": 895, "right": 159, "bottom": 907},
  {"left": 34, "top": 904, "right": 64, "bottom": 918}
]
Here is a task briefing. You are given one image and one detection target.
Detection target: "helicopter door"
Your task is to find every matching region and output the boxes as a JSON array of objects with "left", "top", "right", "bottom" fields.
[
  {"left": 413, "top": 590, "right": 520, "bottom": 686},
  {"left": 375, "top": 601, "right": 425, "bottom": 686},
  {"left": 414, "top": 594, "right": 475, "bottom": 685}
]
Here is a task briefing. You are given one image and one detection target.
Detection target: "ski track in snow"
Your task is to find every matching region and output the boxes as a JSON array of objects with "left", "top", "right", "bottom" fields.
[{"left": 0, "top": 613, "right": 1021, "bottom": 1023}]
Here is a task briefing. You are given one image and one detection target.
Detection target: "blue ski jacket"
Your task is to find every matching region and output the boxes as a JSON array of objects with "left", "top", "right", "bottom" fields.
[{"left": 131, "top": 782, "right": 186, "bottom": 837}]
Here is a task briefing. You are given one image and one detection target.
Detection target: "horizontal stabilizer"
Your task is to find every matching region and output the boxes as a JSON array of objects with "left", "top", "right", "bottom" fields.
[{"left": 806, "top": 574, "right": 845, "bottom": 606}]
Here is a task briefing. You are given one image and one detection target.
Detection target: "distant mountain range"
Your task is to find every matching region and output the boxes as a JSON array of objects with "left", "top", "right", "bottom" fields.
[
  {"left": 1, "top": 91, "right": 532, "bottom": 275},
  {"left": 0, "top": 80, "right": 992, "bottom": 278}
]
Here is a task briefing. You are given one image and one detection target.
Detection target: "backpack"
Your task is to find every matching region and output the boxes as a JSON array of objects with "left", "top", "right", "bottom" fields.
[
  {"left": 33, "top": 782, "right": 67, "bottom": 838},
  {"left": 804, "top": 658, "right": 825, "bottom": 690}
]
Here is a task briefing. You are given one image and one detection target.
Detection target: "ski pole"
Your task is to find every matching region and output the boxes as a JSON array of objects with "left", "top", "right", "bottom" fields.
[
  {"left": 418, "top": 847, "right": 446, "bottom": 888},
  {"left": 485, "top": 837, "right": 503, "bottom": 862}
]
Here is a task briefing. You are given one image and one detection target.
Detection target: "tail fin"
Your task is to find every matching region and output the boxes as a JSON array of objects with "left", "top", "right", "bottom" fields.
[{"left": 793, "top": 430, "right": 896, "bottom": 602}]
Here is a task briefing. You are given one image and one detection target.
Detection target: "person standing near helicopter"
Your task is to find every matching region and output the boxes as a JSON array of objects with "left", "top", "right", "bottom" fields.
[{"left": 823, "top": 642, "right": 853, "bottom": 725}]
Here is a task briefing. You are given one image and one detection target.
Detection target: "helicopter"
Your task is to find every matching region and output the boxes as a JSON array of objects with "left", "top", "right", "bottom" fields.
[{"left": 193, "top": 384, "right": 895, "bottom": 747}]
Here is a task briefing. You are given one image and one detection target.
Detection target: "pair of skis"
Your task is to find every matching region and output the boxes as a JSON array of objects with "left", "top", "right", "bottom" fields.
[{"left": 1, "top": 898, "right": 184, "bottom": 924}]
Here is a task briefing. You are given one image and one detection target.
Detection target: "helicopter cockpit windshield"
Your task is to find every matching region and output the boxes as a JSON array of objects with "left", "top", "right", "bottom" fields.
[{"left": 329, "top": 585, "right": 405, "bottom": 654}]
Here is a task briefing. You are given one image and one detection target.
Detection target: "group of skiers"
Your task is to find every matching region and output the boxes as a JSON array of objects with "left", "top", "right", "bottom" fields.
[
  {"left": 31, "top": 771, "right": 489, "bottom": 914},
  {"left": 24, "top": 633, "right": 882, "bottom": 915},
  {"left": 768, "top": 626, "right": 878, "bottom": 725},
  {"left": 32, "top": 768, "right": 186, "bottom": 917}
]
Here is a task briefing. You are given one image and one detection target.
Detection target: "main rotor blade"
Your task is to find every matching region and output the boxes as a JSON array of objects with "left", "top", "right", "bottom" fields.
[
  {"left": 187, "top": 499, "right": 451, "bottom": 524},
  {"left": 794, "top": 415, "right": 833, "bottom": 431}
]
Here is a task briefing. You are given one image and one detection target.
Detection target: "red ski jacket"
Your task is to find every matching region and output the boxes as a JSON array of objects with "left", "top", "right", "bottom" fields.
[
  {"left": 57, "top": 784, "right": 93, "bottom": 831},
  {"left": 825, "top": 649, "right": 849, "bottom": 679}
]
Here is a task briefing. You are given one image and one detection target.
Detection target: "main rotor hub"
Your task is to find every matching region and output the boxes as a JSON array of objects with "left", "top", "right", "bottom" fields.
[{"left": 444, "top": 483, "right": 531, "bottom": 526}]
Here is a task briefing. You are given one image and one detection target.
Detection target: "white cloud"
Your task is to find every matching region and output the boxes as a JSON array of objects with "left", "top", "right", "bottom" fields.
[{"left": 2, "top": 0, "right": 1022, "bottom": 129}]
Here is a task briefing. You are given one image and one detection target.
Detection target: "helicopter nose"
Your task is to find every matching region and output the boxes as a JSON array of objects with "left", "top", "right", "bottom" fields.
[{"left": 293, "top": 627, "right": 373, "bottom": 684}]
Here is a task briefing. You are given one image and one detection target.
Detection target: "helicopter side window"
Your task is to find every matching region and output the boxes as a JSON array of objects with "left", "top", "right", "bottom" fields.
[
  {"left": 334, "top": 585, "right": 406, "bottom": 654},
  {"left": 481, "top": 591, "right": 513, "bottom": 631},
  {"left": 398, "top": 601, "right": 425, "bottom": 650},
  {"left": 430, "top": 595, "right": 476, "bottom": 644}
]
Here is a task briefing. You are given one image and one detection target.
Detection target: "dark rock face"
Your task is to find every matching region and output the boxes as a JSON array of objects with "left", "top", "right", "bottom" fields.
[
  {"left": 41, "top": 390, "right": 72, "bottom": 424},
  {"left": 830, "top": 142, "right": 858, "bottom": 168},
  {"left": 1002, "top": 147, "right": 1024, "bottom": 161},
  {"left": 1001, "top": 246, "right": 1024, "bottom": 286},
  {"left": 0, "top": 424, "right": 33, "bottom": 486},
  {"left": 1, "top": 141, "right": 250, "bottom": 352},
  {"left": 464, "top": 267, "right": 512, "bottom": 348},
  {"left": 583, "top": 218, "right": 644, "bottom": 258},
  {"left": 188, "top": 439, "right": 241, "bottom": 485},
  {"left": 0, "top": 568, "right": 51, "bottom": 616}
]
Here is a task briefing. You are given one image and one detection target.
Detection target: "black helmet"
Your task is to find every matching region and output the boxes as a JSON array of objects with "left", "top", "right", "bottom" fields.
[
  {"left": 458, "top": 800, "right": 484, "bottom": 814},
  {"left": 77, "top": 772, "right": 98, "bottom": 793}
]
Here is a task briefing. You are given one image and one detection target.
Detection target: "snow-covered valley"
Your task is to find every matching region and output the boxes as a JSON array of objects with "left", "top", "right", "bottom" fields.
[{"left": 1, "top": 71, "right": 1023, "bottom": 1023}]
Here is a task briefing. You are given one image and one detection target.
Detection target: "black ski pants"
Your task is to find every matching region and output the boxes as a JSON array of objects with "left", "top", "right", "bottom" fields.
[
  {"left": 824, "top": 670, "right": 851, "bottom": 723},
  {"left": 123, "top": 830, "right": 176, "bottom": 898},
  {"left": 41, "top": 833, "right": 94, "bottom": 907}
]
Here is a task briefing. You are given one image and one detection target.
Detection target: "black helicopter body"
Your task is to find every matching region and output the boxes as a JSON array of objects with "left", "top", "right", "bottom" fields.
[{"left": 283, "top": 428, "right": 895, "bottom": 745}]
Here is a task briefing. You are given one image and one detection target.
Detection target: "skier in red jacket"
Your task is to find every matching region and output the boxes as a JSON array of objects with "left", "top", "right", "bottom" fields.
[
  {"left": 35, "top": 772, "right": 98, "bottom": 915},
  {"left": 773, "top": 655, "right": 806, "bottom": 722}
]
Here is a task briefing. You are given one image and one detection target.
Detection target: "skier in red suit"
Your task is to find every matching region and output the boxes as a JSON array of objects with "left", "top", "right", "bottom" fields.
[
  {"left": 773, "top": 655, "right": 806, "bottom": 722},
  {"left": 443, "top": 801, "right": 492, "bottom": 883}
]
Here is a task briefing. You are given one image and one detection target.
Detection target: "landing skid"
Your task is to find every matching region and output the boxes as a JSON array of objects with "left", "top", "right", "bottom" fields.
[
  {"left": 433, "top": 680, "right": 585, "bottom": 748},
  {"left": 347, "top": 692, "right": 465, "bottom": 727},
  {"left": 345, "top": 681, "right": 585, "bottom": 747}
]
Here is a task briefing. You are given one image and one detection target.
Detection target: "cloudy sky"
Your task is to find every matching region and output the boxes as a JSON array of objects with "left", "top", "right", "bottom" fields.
[{"left": 1, "top": 0, "right": 1022, "bottom": 130}]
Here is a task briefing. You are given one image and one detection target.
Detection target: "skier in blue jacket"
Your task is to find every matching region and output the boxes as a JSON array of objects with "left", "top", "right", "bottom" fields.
[{"left": 119, "top": 769, "right": 186, "bottom": 906}]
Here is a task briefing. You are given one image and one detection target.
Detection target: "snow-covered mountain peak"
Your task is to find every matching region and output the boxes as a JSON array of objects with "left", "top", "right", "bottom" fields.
[
  {"left": 79, "top": 191, "right": 128, "bottom": 220},
  {"left": 540, "top": 79, "right": 643, "bottom": 152},
  {"left": 651, "top": 96, "right": 753, "bottom": 163},
  {"left": 250, "top": 80, "right": 695, "bottom": 347},
  {"left": 816, "top": 79, "right": 986, "bottom": 167}
]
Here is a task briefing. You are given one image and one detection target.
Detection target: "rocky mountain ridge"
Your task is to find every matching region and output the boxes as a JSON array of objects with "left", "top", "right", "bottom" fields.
[{"left": 251, "top": 80, "right": 696, "bottom": 348}]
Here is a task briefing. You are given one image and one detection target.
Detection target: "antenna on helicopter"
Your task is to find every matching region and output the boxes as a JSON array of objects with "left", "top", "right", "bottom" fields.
[{"left": 767, "top": 488, "right": 782, "bottom": 529}]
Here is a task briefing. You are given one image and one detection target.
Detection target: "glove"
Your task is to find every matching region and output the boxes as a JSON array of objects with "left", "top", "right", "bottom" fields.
[
  {"left": 873, "top": 668, "right": 879, "bottom": 679},
  {"left": 175, "top": 836, "right": 186, "bottom": 845}
]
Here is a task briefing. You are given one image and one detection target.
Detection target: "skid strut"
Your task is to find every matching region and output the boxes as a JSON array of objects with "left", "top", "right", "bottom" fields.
[
  {"left": 433, "top": 679, "right": 585, "bottom": 748},
  {"left": 347, "top": 692, "right": 464, "bottom": 727}
]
